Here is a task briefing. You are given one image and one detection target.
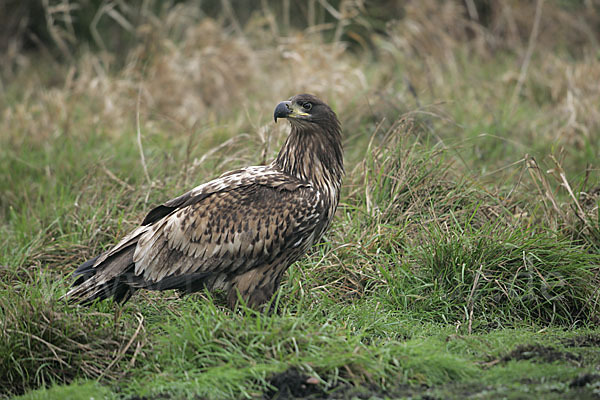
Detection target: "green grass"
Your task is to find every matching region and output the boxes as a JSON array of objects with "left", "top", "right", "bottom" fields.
[
  {"left": 12, "top": 381, "right": 115, "bottom": 400},
  {"left": 2, "top": 1, "right": 600, "bottom": 399},
  {"left": 1, "top": 124, "right": 598, "bottom": 397}
]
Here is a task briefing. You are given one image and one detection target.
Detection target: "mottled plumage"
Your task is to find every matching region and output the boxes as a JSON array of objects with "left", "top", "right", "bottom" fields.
[{"left": 65, "top": 94, "right": 343, "bottom": 309}]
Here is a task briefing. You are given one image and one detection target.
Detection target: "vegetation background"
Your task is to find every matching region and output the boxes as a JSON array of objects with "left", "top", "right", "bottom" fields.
[{"left": 1, "top": 0, "right": 599, "bottom": 398}]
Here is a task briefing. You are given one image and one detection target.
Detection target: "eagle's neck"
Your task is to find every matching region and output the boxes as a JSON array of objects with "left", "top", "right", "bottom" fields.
[{"left": 274, "top": 122, "right": 344, "bottom": 196}]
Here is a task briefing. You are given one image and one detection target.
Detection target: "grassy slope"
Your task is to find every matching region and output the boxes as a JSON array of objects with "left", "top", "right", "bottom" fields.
[{"left": 2, "top": 1, "right": 600, "bottom": 399}]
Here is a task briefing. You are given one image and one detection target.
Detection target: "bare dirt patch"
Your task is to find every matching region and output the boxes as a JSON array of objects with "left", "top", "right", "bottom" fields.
[
  {"left": 264, "top": 368, "right": 327, "bottom": 399},
  {"left": 562, "top": 334, "right": 600, "bottom": 348},
  {"left": 500, "top": 344, "right": 582, "bottom": 365}
]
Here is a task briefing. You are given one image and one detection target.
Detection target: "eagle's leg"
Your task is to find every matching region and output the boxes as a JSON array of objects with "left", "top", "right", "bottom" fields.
[{"left": 227, "top": 264, "right": 286, "bottom": 310}]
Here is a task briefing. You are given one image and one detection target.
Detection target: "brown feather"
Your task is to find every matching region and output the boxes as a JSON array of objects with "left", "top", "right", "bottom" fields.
[{"left": 65, "top": 94, "right": 343, "bottom": 310}]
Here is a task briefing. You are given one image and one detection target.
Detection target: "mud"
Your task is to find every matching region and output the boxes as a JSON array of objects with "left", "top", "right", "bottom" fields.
[
  {"left": 562, "top": 334, "right": 600, "bottom": 348},
  {"left": 263, "top": 366, "right": 600, "bottom": 400},
  {"left": 264, "top": 368, "right": 327, "bottom": 399},
  {"left": 500, "top": 344, "right": 582, "bottom": 365},
  {"left": 570, "top": 373, "right": 600, "bottom": 388}
]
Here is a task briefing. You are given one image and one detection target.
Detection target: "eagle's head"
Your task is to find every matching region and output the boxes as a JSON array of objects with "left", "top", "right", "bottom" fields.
[
  {"left": 272, "top": 93, "right": 343, "bottom": 191},
  {"left": 273, "top": 94, "right": 338, "bottom": 130}
]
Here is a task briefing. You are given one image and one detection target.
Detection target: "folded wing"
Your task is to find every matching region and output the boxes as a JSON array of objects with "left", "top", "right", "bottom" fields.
[{"left": 66, "top": 166, "right": 323, "bottom": 306}]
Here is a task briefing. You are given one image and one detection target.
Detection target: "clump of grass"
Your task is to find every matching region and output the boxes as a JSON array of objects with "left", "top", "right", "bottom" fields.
[
  {"left": 11, "top": 381, "right": 116, "bottom": 400},
  {"left": 289, "top": 119, "right": 599, "bottom": 330},
  {"left": 0, "top": 277, "right": 145, "bottom": 397},
  {"left": 365, "top": 128, "right": 599, "bottom": 328},
  {"left": 407, "top": 225, "right": 599, "bottom": 328}
]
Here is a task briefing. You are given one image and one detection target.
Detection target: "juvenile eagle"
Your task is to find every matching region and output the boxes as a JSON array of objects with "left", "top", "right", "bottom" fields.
[{"left": 66, "top": 94, "right": 343, "bottom": 309}]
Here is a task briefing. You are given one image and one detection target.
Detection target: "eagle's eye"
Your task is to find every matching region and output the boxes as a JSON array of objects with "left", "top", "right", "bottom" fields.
[{"left": 302, "top": 102, "right": 313, "bottom": 111}]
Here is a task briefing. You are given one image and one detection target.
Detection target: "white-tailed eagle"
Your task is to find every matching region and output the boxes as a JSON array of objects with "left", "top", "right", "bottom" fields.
[{"left": 65, "top": 94, "right": 343, "bottom": 309}]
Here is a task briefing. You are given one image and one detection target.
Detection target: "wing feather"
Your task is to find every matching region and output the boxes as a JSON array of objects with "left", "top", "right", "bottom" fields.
[
  {"left": 69, "top": 165, "right": 320, "bottom": 298},
  {"left": 129, "top": 167, "right": 319, "bottom": 291}
]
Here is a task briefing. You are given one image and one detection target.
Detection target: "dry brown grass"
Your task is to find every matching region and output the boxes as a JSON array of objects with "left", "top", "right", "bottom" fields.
[{"left": 2, "top": 1, "right": 599, "bottom": 150}]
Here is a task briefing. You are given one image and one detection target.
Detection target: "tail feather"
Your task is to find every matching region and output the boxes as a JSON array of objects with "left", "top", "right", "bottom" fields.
[
  {"left": 65, "top": 244, "right": 138, "bottom": 305},
  {"left": 72, "top": 255, "right": 100, "bottom": 286},
  {"left": 65, "top": 234, "right": 212, "bottom": 305},
  {"left": 73, "top": 254, "right": 101, "bottom": 276},
  {"left": 65, "top": 275, "right": 136, "bottom": 305}
]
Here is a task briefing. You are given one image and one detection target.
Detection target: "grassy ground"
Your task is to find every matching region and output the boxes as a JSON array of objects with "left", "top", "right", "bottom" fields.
[{"left": 1, "top": 1, "right": 599, "bottom": 399}]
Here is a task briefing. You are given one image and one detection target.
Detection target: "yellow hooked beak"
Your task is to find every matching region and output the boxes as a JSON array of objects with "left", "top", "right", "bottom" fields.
[{"left": 274, "top": 101, "right": 310, "bottom": 122}]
